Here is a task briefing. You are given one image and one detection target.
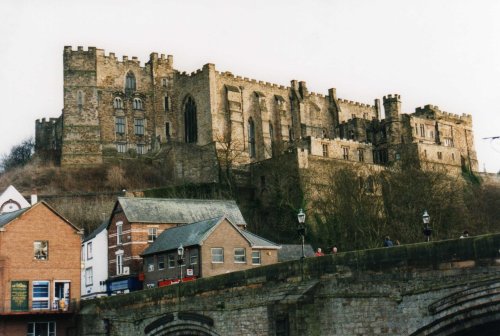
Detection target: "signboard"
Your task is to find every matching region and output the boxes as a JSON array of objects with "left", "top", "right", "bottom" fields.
[
  {"left": 186, "top": 268, "right": 193, "bottom": 276},
  {"left": 109, "top": 279, "right": 129, "bottom": 291},
  {"left": 11, "top": 281, "right": 28, "bottom": 311}
]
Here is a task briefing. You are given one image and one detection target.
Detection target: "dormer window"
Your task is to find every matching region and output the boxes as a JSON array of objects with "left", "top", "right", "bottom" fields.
[
  {"left": 133, "top": 98, "right": 143, "bottom": 110},
  {"left": 113, "top": 97, "right": 123, "bottom": 109}
]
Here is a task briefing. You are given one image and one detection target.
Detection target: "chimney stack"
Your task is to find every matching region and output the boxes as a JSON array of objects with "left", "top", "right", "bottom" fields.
[{"left": 31, "top": 188, "right": 38, "bottom": 205}]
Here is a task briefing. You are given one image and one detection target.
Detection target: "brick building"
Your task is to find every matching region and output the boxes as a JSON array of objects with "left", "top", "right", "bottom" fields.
[
  {"left": 141, "top": 216, "right": 280, "bottom": 288},
  {"left": 106, "top": 197, "right": 247, "bottom": 294},
  {"left": 0, "top": 201, "right": 83, "bottom": 336},
  {"left": 35, "top": 46, "right": 478, "bottom": 182}
]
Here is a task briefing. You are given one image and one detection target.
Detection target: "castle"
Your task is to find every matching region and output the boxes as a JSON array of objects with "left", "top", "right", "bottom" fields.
[{"left": 35, "top": 46, "right": 478, "bottom": 187}]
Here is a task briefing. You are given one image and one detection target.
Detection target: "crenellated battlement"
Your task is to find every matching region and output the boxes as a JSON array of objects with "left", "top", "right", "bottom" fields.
[
  {"left": 337, "top": 98, "right": 375, "bottom": 109},
  {"left": 414, "top": 105, "right": 472, "bottom": 122},
  {"left": 383, "top": 94, "right": 401, "bottom": 103},
  {"left": 36, "top": 117, "right": 60, "bottom": 125},
  {"left": 215, "top": 70, "right": 292, "bottom": 92}
]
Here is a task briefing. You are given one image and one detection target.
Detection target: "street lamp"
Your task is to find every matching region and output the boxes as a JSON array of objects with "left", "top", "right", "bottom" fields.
[
  {"left": 177, "top": 244, "right": 184, "bottom": 281},
  {"left": 297, "top": 209, "right": 306, "bottom": 259},
  {"left": 422, "top": 210, "right": 432, "bottom": 242}
]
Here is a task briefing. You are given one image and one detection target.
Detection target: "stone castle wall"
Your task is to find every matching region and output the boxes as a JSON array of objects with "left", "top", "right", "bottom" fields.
[{"left": 36, "top": 47, "right": 479, "bottom": 182}]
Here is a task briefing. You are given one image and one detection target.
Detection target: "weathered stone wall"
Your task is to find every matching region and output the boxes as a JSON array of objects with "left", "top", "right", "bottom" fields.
[{"left": 77, "top": 233, "right": 500, "bottom": 336}]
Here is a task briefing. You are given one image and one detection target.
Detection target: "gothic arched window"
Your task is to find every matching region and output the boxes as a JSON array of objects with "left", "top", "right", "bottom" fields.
[
  {"left": 125, "top": 72, "right": 136, "bottom": 92},
  {"left": 248, "top": 117, "right": 256, "bottom": 158},
  {"left": 133, "top": 98, "right": 143, "bottom": 110},
  {"left": 113, "top": 97, "right": 123, "bottom": 109},
  {"left": 184, "top": 96, "right": 197, "bottom": 143}
]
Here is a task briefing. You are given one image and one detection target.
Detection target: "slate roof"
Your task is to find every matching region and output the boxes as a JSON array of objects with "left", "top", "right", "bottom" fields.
[
  {"left": 142, "top": 216, "right": 280, "bottom": 257},
  {"left": 278, "top": 244, "right": 315, "bottom": 262},
  {"left": 0, "top": 207, "right": 30, "bottom": 228},
  {"left": 0, "top": 201, "right": 82, "bottom": 233},
  {"left": 83, "top": 220, "right": 109, "bottom": 243},
  {"left": 117, "top": 197, "right": 247, "bottom": 225}
]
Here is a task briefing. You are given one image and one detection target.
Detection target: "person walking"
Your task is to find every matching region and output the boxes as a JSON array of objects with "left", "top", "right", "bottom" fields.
[
  {"left": 383, "top": 236, "right": 394, "bottom": 247},
  {"left": 315, "top": 248, "right": 324, "bottom": 256}
]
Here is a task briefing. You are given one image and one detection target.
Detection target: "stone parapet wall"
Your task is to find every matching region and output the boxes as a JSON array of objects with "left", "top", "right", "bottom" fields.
[{"left": 78, "top": 233, "right": 500, "bottom": 335}]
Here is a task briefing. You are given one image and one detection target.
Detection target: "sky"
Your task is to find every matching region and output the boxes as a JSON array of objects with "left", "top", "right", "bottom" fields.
[{"left": 1, "top": 0, "right": 499, "bottom": 172}]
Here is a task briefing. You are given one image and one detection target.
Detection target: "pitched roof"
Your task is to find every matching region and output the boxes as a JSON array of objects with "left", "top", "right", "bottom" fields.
[
  {"left": 240, "top": 230, "right": 281, "bottom": 249},
  {"left": 142, "top": 216, "right": 279, "bottom": 256},
  {"left": 116, "top": 197, "right": 247, "bottom": 225},
  {"left": 0, "top": 207, "right": 30, "bottom": 228},
  {"left": 278, "top": 244, "right": 315, "bottom": 262},
  {"left": 0, "top": 201, "right": 82, "bottom": 233},
  {"left": 142, "top": 217, "right": 223, "bottom": 256},
  {"left": 83, "top": 220, "right": 108, "bottom": 243}
]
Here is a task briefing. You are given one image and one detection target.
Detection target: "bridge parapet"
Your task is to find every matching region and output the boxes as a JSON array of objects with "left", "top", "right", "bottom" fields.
[{"left": 79, "top": 233, "right": 500, "bottom": 335}]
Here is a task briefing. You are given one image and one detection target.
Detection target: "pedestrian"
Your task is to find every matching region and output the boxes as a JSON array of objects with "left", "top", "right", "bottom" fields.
[
  {"left": 460, "top": 230, "right": 469, "bottom": 238},
  {"left": 332, "top": 245, "right": 338, "bottom": 254},
  {"left": 315, "top": 248, "right": 324, "bottom": 256},
  {"left": 383, "top": 236, "right": 394, "bottom": 247}
]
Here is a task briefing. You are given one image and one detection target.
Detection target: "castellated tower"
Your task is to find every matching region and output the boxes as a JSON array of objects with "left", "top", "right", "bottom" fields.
[
  {"left": 62, "top": 46, "right": 102, "bottom": 166},
  {"left": 60, "top": 46, "right": 176, "bottom": 166},
  {"left": 383, "top": 94, "right": 403, "bottom": 162}
]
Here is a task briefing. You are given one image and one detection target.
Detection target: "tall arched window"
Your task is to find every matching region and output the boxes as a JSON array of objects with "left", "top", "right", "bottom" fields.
[
  {"left": 125, "top": 72, "right": 136, "bottom": 92},
  {"left": 269, "top": 122, "right": 274, "bottom": 141},
  {"left": 184, "top": 96, "right": 197, "bottom": 143},
  {"left": 248, "top": 117, "right": 256, "bottom": 158}
]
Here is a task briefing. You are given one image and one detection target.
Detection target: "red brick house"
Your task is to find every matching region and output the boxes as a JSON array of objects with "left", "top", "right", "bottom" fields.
[
  {"left": 141, "top": 216, "right": 280, "bottom": 288},
  {"left": 0, "top": 201, "right": 83, "bottom": 336},
  {"left": 106, "top": 197, "right": 247, "bottom": 294}
]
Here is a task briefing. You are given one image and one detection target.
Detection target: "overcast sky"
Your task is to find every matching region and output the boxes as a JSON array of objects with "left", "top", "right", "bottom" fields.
[{"left": 1, "top": 0, "right": 499, "bottom": 172}]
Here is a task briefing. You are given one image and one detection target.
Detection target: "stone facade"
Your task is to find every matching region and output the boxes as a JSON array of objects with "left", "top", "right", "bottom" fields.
[
  {"left": 36, "top": 46, "right": 478, "bottom": 182},
  {"left": 76, "top": 233, "right": 500, "bottom": 336}
]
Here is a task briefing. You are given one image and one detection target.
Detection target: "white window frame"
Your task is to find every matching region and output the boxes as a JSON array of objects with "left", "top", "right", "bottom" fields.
[
  {"left": 116, "top": 253, "right": 124, "bottom": 275},
  {"left": 168, "top": 254, "right": 176, "bottom": 268},
  {"left": 190, "top": 252, "right": 198, "bottom": 265},
  {"left": 27, "top": 322, "right": 56, "bottom": 336},
  {"left": 34, "top": 241, "right": 48, "bottom": 260},
  {"left": 32, "top": 281, "right": 50, "bottom": 310},
  {"left": 86, "top": 242, "right": 93, "bottom": 260},
  {"left": 116, "top": 221, "right": 123, "bottom": 245},
  {"left": 211, "top": 248, "right": 224, "bottom": 263},
  {"left": 234, "top": 248, "right": 246, "bottom": 263},
  {"left": 252, "top": 251, "right": 261, "bottom": 265},
  {"left": 147, "top": 227, "right": 157, "bottom": 242},
  {"left": 85, "top": 267, "right": 93, "bottom": 286}
]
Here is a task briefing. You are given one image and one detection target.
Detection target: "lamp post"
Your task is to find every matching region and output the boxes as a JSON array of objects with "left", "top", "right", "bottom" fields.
[
  {"left": 177, "top": 244, "right": 184, "bottom": 282},
  {"left": 422, "top": 210, "right": 432, "bottom": 242},
  {"left": 297, "top": 209, "right": 306, "bottom": 259}
]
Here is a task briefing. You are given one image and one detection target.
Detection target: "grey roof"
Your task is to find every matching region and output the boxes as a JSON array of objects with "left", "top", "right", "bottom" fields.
[
  {"left": 142, "top": 216, "right": 279, "bottom": 257},
  {"left": 278, "top": 244, "right": 315, "bottom": 262},
  {"left": 240, "top": 230, "right": 281, "bottom": 249},
  {"left": 117, "top": 197, "right": 247, "bottom": 225},
  {"left": 83, "top": 220, "right": 108, "bottom": 243},
  {"left": 0, "top": 207, "right": 30, "bottom": 228}
]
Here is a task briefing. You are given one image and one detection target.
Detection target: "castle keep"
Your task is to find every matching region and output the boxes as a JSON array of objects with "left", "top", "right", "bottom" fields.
[{"left": 35, "top": 46, "right": 478, "bottom": 183}]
